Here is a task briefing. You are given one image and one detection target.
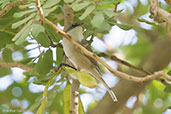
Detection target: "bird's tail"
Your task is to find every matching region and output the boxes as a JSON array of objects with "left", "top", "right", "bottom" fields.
[{"left": 90, "top": 68, "right": 118, "bottom": 102}]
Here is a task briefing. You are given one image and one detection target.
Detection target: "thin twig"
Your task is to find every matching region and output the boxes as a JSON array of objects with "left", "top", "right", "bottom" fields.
[
  {"left": 98, "top": 53, "right": 151, "bottom": 75},
  {"left": 0, "top": 0, "right": 26, "bottom": 18},
  {"left": 114, "top": 2, "right": 120, "bottom": 12},
  {"left": 36, "top": 0, "right": 171, "bottom": 84},
  {"left": 0, "top": 62, "right": 33, "bottom": 72}
]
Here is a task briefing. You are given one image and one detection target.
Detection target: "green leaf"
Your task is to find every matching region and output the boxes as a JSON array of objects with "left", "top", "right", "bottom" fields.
[
  {"left": 20, "top": 57, "right": 34, "bottom": 64},
  {"left": 44, "top": 6, "right": 58, "bottom": 17},
  {"left": 19, "top": 3, "right": 36, "bottom": 9},
  {"left": 63, "top": 81, "right": 85, "bottom": 114},
  {"left": 98, "top": 0, "right": 121, "bottom": 9},
  {"left": 13, "top": 9, "right": 36, "bottom": 18},
  {"left": 79, "top": 5, "right": 96, "bottom": 20},
  {"left": 168, "top": 106, "right": 171, "bottom": 109},
  {"left": 79, "top": 97, "right": 85, "bottom": 114},
  {"left": 35, "top": 49, "right": 53, "bottom": 75},
  {"left": 56, "top": 47, "right": 64, "bottom": 66},
  {"left": 167, "top": 70, "right": 171, "bottom": 75},
  {"left": 65, "top": 67, "right": 98, "bottom": 88},
  {"left": 12, "top": 13, "right": 35, "bottom": 29},
  {"left": 98, "top": 0, "right": 121, "bottom": 5},
  {"left": 15, "top": 25, "right": 31, "bottom": 45},
  {"left": 116, "top": 23, "right": 132, "bottom": 30},
  {"left": 103, "top": 9, "right": 120, "bottom": 18},
  {"left": 2, "top": 48, "right": 13, "bottom": 62},
  {"left": 43, "top": 0, "right": 60, "bottom": 9},
  {"left": 32, "top": 24, "right": 45, "bottom": 37},
  {"left": 12, "top": 19, "right": 33, "bottom": 42},
  {"left": 44, "top": 23, "right": 62, "bottom": 43},
  {"left": 34, "top": 52, "right": 43, "bottom": 74},
  {"left": 63, "top": 81, "right": 71, "bottom": 114},
  {"left": 0, "top": 68, "right": 12, "bottom": 77},
  {"left": 64, "top": 0, "right": 74, "bottom": 3},
  {"left": 0, "top": 31, "right": 13, "bottom": 49},
  {"left": 36, "top": 32, "right": 50, "bottom": 47},
  {"left": 164, "top": 86, "right": 171, "bottom": 93},
  {"left": 71, "top": 1, "right": 90, "bottom": 11},
  {"left": 77, "top": 72, "right": 98, "bottom": 88},
  {"left": 91, "top": 12, "right": 104, "bottom": 28},
  {"left": 97, "top": 21, "right": 111, "bottom": 33}
]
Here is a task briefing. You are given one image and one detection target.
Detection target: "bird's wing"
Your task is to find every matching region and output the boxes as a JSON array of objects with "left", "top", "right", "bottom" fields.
[{"left": 78, "top": 39, "right": 101, "bottom": 74}]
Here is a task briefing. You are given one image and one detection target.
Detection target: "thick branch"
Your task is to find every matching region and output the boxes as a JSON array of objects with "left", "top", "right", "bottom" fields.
[
  {"left": 150, "top": 0, "right": 171, "bottom": 39},
  {"left": 36, "top": 0, "right": 171, "bottom": 84},
  {"left": 0, "top": 62, "right": 33, "bottom": 72},
  {"left": 0, "top": 0, "right": 26, "bottom": 18}
]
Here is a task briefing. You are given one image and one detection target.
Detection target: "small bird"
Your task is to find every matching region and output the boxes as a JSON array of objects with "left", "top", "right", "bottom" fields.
[{"left": 62, "top": 23, "right": 117, "bottom": 102}]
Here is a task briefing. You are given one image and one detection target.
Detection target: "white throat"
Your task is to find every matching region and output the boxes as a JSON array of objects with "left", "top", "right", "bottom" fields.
[{"left": 67, "top": 26, "right": 84, "bottom": 42}]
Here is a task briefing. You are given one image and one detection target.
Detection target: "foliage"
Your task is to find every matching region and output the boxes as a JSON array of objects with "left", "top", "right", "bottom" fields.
[{"left": 0, "top": 0, "right": 170, "bottom": 114}]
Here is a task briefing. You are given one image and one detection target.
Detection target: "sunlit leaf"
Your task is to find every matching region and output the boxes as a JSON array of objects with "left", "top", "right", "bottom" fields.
[
  {"left": 64, "top": 0, "right": 74, "bottom": 3},
  {"left": 103, "top": 9, "right": 120, "bottom": 18},
  {"left": 91, "top": 12, "right": 104, "bottom": 28},
  {"left": 97, "top": 0, "right": 120, "bottom": 9},
  {"left": 13, "top": 9, "right": 36, "bottom": 18},
  {"left": 19, "top": 3, "right": 36, "bottom": 9},
  {"left": 12, "top": 19, "right": 33, "bottom": 42},
  {"left": 63, "top": 81, "right": 85, "bottom": 114},
  {"left": 65, "top": 67, "right": 98, "bottom": 88},
  {"left": 63, "top": 81, "right": 71, "bottom": 114},
  {"left": 12, "top": 13, "right": 35, "bottom": 29},
  {"left": 44, "top": 6, "right": 58, "bottom": 17},
  {"left": 77, "top": 72, "right": 98, "bottom": 88},
  {"left": 79, "top": 5, "right": 96, "bottom": 20},
  {"left": 71, "top": 1, "right": 90, "bottom": 11},
  {"left": 15, "top": 25, "right": 31, "bottom": 45},
  {"left": 32, "top": 24, "right": 45, "bottom": 37},
  {"left": 43, "top": 0, "right": 60, "bottom": 9}
]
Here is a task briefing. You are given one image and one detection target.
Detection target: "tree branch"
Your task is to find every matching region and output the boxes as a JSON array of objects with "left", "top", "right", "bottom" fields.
[
  {"left": 36, "top": 0, "right": 171, "bottom": 84},
  {"left": 0, "top": 0, "right": 26, "bottom": 18},
  {"left": 0, "top": 62, "right": 33, "bottom": 72},
  {"left": 70, "top": 79, "right": 80, "bottom": 114},
  {"left": 150, "top": 0, "right": 171, "bottom": 39},
  {"left": 98, "top": 53, "right": 151, "bottom": 75}
]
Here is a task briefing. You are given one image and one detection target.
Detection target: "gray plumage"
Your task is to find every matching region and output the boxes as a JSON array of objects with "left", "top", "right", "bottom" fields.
[{"left": 62, "top": 24, "right": 117, "bottom": 102}]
